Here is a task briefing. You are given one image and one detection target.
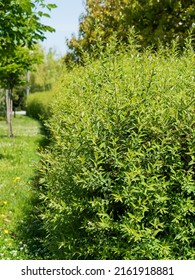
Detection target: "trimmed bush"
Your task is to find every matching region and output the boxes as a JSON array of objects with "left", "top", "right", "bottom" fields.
[
  {"left": 38, "top": 44, "right": 195, "bottom": 260},
  {"left": 26, "top": 91, "right": 54, "bottom": 121}
]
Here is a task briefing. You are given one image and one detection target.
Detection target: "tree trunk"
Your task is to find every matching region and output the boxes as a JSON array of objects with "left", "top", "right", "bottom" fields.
[
  {"left": 26, "top": 70, "right": 30, "bottom": 95},
  {"left": 6, "top": 88, "right": 13, "bottom": 137},
  {"left": 6, "top": 90, "right": 8, "bottom": 124}
]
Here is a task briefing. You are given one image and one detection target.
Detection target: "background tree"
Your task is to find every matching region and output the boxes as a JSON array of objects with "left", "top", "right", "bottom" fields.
[
  {"left": 124, "top": 0, "right": 195, "bottom": 48},
  {"left": 0, "top": 46, "right": 41, "bottom": 136},
  {"left": 66, "top": 0, "right": 195, "bottom": 63},
  {"left": 30, "top": 46, "right": 63, "bottom": 93},
  {"left": 0, "top": 0, "right": 55, "bottom": 50},
  {"left": 66, "top": 0, "right": 129, "bottom": 63},
  {"left": 0, "top": 0, "right": 56, "bottom": 137}
]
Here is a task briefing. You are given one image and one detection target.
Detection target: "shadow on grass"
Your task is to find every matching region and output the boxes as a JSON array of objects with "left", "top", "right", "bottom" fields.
[
  {"left": 14, "top": 126, "right": 52, "bottom": 260},
  {"left": 15, "top": 188, "right": 52, "bottom": 260},
  {"left": 0, "top": 153, "right": 14, "bottom": 160}
]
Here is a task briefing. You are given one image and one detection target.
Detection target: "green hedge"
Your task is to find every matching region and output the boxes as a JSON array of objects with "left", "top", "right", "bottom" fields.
[
  {"left": 26, "top": 91, "right": 54, "bottom": 121},
  {"left": 38, "top": 45, "right": 195, "bottom": 259}
]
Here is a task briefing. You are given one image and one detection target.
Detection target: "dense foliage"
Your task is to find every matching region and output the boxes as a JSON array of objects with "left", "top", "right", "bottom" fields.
[
  {"left": 0, "top": 0, "right": 56, "bottom": 136},
  {"left": 26, "top": 91, "right": 54, "bottom": 121},
  {"left": 30, "top": 48, "right": 63, "bottom": 93},
  {"left": 0, "top": 0, "right": 56, "bottom": 84},
  {"left": 37, "top": 43, "right": 195, "bottom": 260},
  {"left": 26, "top": 50, "right": 63, "bottom": 121},
  {"left": 0, "top": 46, "right": 40, "bottom": 91},
  {"left": 66, "top": 0, "right": 195, "bottom": 63},
  {"left": 0, "top": 0, "right": 55, "bottom": 52}
]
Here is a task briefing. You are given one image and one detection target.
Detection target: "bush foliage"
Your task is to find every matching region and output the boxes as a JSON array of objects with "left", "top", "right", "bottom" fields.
[
  {"left": 26, "top": 91, "right": 54, "bottom": 121},
  {"left": 38, "top": 43, "right": 195, "bottom": 260}
]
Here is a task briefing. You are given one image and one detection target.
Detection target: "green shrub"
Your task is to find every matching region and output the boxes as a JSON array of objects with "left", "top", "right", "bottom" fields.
[
  {"left": 38, "top": 44, "right": 195, "bottom": 260},
  {"left": 26, "top": 91, "right": 54, "bottom": 121}
]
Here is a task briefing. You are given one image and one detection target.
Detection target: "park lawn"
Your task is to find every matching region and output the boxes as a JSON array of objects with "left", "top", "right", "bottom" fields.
[{"left": 0, "top": 115, "right": 43, "bottom": 259}]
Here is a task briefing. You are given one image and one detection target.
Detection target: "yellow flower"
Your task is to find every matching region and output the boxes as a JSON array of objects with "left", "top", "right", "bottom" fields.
[
  {"left": 3, "top": 201, "right": 8, "bottom": 205},
  {"left": 4, "top": 229, "right": 9, "bottom": 234},
  {"left": 13, "top": 177, "right": 21, "bottom": 183}
]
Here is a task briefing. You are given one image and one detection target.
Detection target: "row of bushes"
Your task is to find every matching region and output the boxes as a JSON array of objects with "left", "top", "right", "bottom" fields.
[
  {"left": 36, "top": 43, "right": 195, "bottom": 259},
  {"left": 26, "top": 91, "right": 55, "bottom": 121}
]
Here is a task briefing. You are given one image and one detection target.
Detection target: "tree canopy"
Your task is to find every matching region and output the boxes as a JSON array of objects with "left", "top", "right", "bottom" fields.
[
  {"left": 66, "top": 0, "right": 195, "bottom": 63},
  {"left": 30, "top": 47, "right": 63, "bottom": 93},
  {"left": 0, "top": 0, "right": 56, "bottom": 90},
  {"left": 0, "top": 0, "right": 56, "bottom": 136},
  {"left": 0, "top": 0, "right": 55, "bottom": 52}
]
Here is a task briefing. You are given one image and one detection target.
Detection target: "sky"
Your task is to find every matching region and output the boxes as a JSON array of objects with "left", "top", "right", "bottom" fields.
[{"left": 40, "top": 0, "right": 85, "bottom": 56}]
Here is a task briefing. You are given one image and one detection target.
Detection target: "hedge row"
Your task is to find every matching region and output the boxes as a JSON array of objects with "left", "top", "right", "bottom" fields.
[
  {"left": 26, "top": 91, "right": 54, "bottom": 121},
  {"left": 37, "top": 44, "right": 195, "bottom": 259}
]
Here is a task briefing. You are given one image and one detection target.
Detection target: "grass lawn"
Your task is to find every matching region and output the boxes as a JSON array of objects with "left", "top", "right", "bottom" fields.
[{"left": 0, "top": 115, "right": 43, "bottom": 259}]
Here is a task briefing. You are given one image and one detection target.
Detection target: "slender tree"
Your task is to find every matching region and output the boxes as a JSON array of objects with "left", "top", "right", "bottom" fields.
[
  {"left": 0, "top": 46, "right": 42, "bottom": 136},
  {"left": 0, "top": 0, "right": 56, "bottom": 137}
]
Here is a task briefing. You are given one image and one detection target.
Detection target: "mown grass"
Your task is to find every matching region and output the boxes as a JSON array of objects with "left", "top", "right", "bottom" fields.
[{"left": 0, "top": 115, "right": 43, "bottom": 259}]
